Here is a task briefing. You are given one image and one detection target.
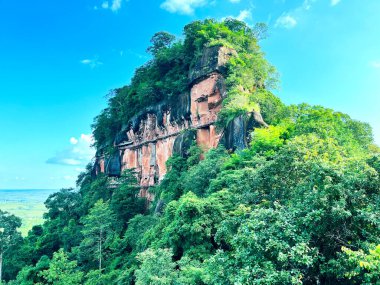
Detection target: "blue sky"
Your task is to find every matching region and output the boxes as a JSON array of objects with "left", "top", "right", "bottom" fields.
[{"left": 0, "top": 0, "right": 379, "bottom": 189}]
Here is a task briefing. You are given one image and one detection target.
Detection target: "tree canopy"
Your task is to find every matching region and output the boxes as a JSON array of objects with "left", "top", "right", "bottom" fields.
[{"left": 4, "top": 19, "right": 380, "bottom": 285}]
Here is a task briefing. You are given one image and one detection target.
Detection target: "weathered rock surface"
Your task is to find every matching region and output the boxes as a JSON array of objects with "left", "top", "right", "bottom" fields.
[
  {"left": 173, "top": 129, "right": 197, "bottom": 157},
  {"left": 94, "top": 46, "right": 263, "bottom": 200},
  {"left": 189, "top": 45, "right": 237, "bottom": 84},
  {"left": 105, "top": 153, "right": 122, "bottom": 177}
]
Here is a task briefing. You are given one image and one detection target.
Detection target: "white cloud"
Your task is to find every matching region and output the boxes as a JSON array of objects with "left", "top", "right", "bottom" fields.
[
  {"left": 100, "top": 0, "right": 123, "bottom": 12},
  {"left": 275, "top": 0, "right": 315, "bottom": 30},
  {"left": 101, "top": 1, "right": 109, "bottom": 9},
  {"left": 370, "top": 61, "right": 380, "bottom": 69},
  {"left": 80, "top": 58, "right": 103, "bottom": 69},
  {"left": 229, "top": 0, "right": 241, "bottom": 3},
  {"left": 236, "top": 9, "right": 252, "bottom": 22},
  {"left": 111, "top": 0, "right": 122, "bottom": 11},
  {"left": 331, "top": 0, "right": 341, "bottom": 6},
  {"left": 80, "top": 134, "right": 93, "bottom": 144},
  {"left": 70, "top": 137, "right": 78, "bottom": 145},
  {"left": 60, "top": 159, "right": 83, "bottom": 166},
  {"left": 47, "top": 134, "right": 95, "bottom": 166},
  {"left": 221, "top": 9, "right": 252, "bottom": 24},
  {"left": 160, "top": 0, "right": 208, "bottom": 15},
  {"left": 15, "top": 177, "right": 26, "bottom": 181},
  {"left": 275, "top": 13, "right": 297, "bottom": 29},
  {"left": 303, "top": 0, "right": 317, "bottom": 10}
]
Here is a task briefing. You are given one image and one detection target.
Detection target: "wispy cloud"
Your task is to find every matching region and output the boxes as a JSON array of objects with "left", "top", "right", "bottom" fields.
[
  {"left": 303, "top": 0, "right": 317, "bottom": 10},
  {"left": 275, "top": 0, "right": 318, "bottom": 30},
  {"left": 110, "top": 0, "right": 122, "bottom": 11},
  {"left": 15, "top": 177, "right": 26, "bottom": 181},
  {"left": 275, "top": 13, "right": 297, "bottom": 29},
  {"left": 100, "top": 0, "right": 123, "bottom": 12},
  {"left": 101, "top": 1, "right": 109, "bottom": 9},
  {"left": 160, "top": 0, "right": 208, "bottom": 15},
  {"left": 370, "top": 60, "right": 380, "bottom": 69},
  {"left": 47, "top": 134, "right": 95, "bottom": 166},
  {"left": 331, "top": 0, "right": 341, "bottom": 6},
  {"left": 123, "top": 49, "right": 149, "bottom": 60},
  {"left": 222, "top": 9, "right": 252, "bottom": 24},
  {"left": 80, "top": 58, "right": 103, "bottom": 69},
  {"left": 229, "top": 0, "right": 241, "bottom": 3},
  {"left": 70, "top": 137, "right": 79, "bottom": 144},
  {"left": 236, "top": 9, "right": 252, "bottom": 22}
]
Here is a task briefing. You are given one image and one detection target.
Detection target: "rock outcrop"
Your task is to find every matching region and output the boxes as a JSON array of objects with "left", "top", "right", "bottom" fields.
[{"left": 94, "top": 46, "right": 260, "bottom": 200}]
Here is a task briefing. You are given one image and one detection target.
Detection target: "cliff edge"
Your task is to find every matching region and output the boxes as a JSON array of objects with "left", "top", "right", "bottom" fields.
[{"left": 93, "top": 46, "right": 264, "bottom": 199}]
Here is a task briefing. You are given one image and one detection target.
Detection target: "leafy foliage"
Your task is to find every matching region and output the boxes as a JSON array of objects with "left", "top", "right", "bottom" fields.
[
  {"left": 0, "top": 210, "right": 22, "bottom": 282},
  {"left": 5, "top": 19, "right": 380, "bottom": 285},
  {"left": 77, "top": 200, "right": 117, "bottom": 271},
  {"left": 38, "top": 249, "right": 84, "bottom": 285},
  {"left": 342, "top": 244, "right": 380, "bottom": 284},
  {"left": 135, "top": 248, "right": 177, "bottom": 285}
]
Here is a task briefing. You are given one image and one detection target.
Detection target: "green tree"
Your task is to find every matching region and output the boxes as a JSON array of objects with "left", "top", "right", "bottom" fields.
[
  {"left": 110, "top": 170, "right": 146, "bottom": 230},
  {"left": 38, "top": 249, "right": 83, "bottom": 285},
  {"left": 79, "top": 200, "right": 117, "bottom": 272},
  {"left": 146, "top": 192, "right": 225, "bottom": 260},
  {"left": 147, "top": 31, "right": 176, "bottom": 55},
  {"left": 84, "top": 269, "right": 121, "bottom": 285},
  {"left": 0, "top": 210, "right": 22, "bottom": 283},
  {"left": 342, "top": 245, "right": 380, "bottom": 284},
  {"left": 206, "top": 205, "right": 317, "bottom": 285},
  {"left": 10, "top": 255, "right": 50, "bottom": 285},
  {"left": 135, "top": 248, "right": 177, "bottom": 285}
]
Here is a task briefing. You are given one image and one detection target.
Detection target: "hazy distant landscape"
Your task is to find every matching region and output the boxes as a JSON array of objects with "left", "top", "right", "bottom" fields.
[{"left": 0, "top": 189, "right": 56, "bottom": 235}]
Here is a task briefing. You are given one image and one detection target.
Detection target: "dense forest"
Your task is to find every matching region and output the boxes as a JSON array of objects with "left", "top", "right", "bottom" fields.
[{"left": 1, "top": 19, "right": 380, "bottom": 284}]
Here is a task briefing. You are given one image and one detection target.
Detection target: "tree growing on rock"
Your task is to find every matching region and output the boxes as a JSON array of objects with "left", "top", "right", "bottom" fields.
[{"left": 147, "top": 31, "right": 176, "bottom": 56}]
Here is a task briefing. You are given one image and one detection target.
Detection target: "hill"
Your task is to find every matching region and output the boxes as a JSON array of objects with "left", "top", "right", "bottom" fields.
[{"left": 1, "top": 19, "right": 380, "bottom": 285}]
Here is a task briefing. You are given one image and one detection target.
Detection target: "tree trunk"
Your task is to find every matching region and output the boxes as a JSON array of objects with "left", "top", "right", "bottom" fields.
[
  {"left": 99, "top": 229, "right": 102, "bottom": 272},
  {"left": 0, "top": 251, "right": 3, "bottom": 284}
]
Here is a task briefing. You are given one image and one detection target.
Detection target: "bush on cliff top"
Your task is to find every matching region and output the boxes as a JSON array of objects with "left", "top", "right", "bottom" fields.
[{"left": 92, "top": 18, "right": 277, "bottom": 150}]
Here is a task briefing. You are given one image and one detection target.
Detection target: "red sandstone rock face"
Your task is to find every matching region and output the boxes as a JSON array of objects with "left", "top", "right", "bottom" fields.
[
  {"left": 113, "top": 72, "right": 225, "bottom": 200},
  {"left": 95, "top": 47, "right": 236, "bottom": 200},
  {"left": 191, "top": 73, "right": 223, "bottom": 127},
  {"left": 100, "top": 159, "right": 105, "bottom": 173},
  {"left": 119, "top": 74, "right": 222, "bottom": 187}
]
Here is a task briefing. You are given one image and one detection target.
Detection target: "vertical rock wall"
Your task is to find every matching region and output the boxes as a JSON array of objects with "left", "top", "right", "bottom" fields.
[
  {"left": 118, "top": 71, "right": 224, "bottom": 199},
  {"left": 94, "top": 46, "right": 256, "bottom": 200}
]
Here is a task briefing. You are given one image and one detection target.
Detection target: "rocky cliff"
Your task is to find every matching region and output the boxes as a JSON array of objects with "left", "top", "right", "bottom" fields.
[{"left": 93, "top": 46, "right": 264, "bottom": 200}]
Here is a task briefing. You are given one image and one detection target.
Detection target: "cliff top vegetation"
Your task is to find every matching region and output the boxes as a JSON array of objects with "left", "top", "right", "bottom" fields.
[{"left": 92, "top": 19, "right": 277, "bottom": 151}]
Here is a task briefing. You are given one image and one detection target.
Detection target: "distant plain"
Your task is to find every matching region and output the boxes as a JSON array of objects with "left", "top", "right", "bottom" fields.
[{"left": 0, "top": 189, "right": 57, "bottom": 235}]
